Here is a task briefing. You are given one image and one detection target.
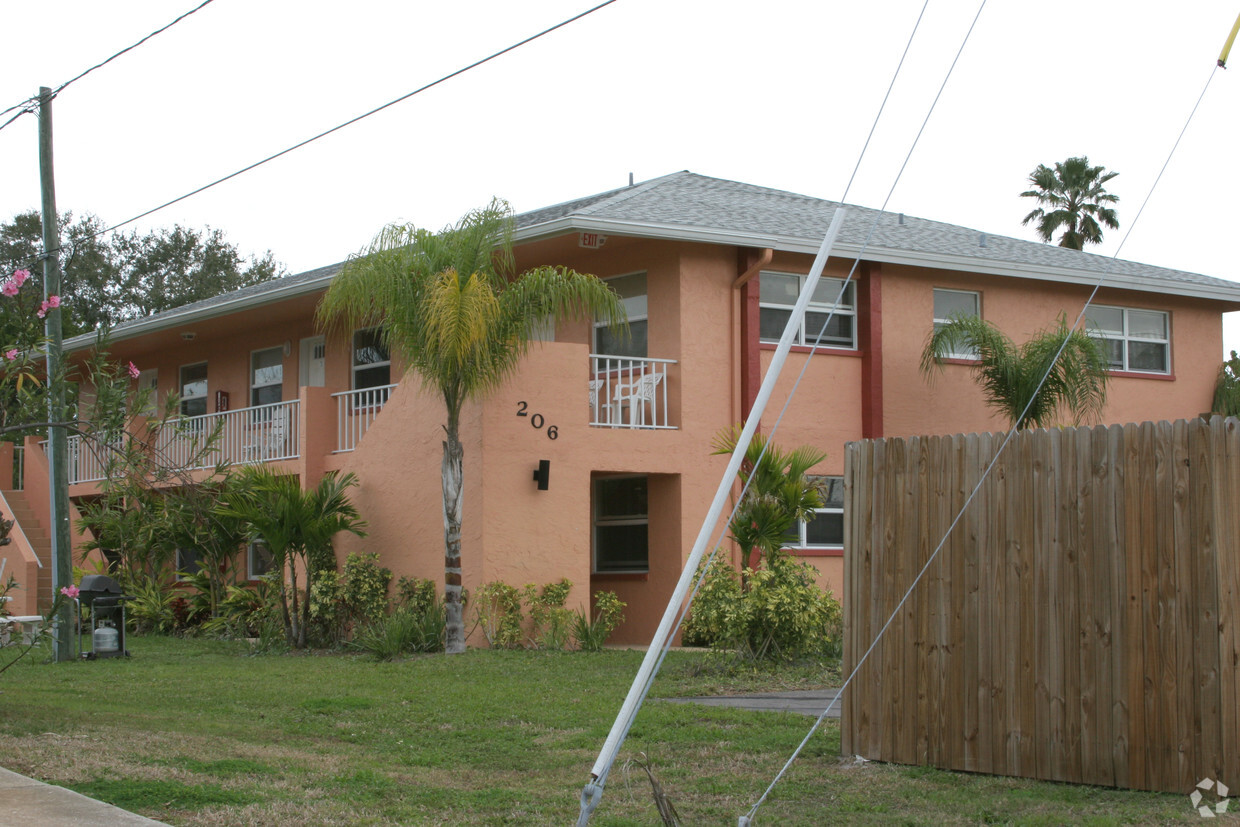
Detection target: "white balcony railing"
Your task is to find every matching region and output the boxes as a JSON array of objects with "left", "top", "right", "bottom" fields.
[
  {"left": 154, "top": 400, "right": 300, "bottom": 470},
  {"left": 48, "top": 400, "right": 301, "bottom": 485},
  {"left": 333, "top": 384, "right": 397, "bottom": 452},
  {"left": 589, "top": 354, "right": 676, "bottom": 429}
]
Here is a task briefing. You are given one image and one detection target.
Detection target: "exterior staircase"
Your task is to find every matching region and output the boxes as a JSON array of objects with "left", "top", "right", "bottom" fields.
[{"left": 2, "top": 490, "right": 53, "bottom": 614}]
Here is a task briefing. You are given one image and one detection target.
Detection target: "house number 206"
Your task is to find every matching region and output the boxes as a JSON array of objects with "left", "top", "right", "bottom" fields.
[{"left": 516, "top": 401, "right": 558, "bottom": 440}]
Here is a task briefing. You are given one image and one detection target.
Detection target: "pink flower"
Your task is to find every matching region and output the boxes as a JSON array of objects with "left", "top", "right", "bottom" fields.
[
  {"left": 47, "top": 294, "right": 60, "bottom": 308},
  {"left": 37, "top": 295, "right": 60, "bottom": 318},
  {"left": 127, "top": 362, "right": 140, "bottom": 379},
  {"left": 4, "top": 349, "right": 17, "bottom": 362},
  {"left": 11, "top": 270, "right": 29, "bottom": 287},
  {"left": 1, "top": 282, "right": 18, "bottom": 297},
  {"left": 60, "top": 585, "right": 79, "bottom": 599}
]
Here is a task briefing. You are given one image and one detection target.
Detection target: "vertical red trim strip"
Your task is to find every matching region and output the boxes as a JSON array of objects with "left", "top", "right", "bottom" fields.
[
  {"left": 859, "top": 262, "right": 883, "bottom": 438},
  {"left": 740, "top": 255, "right": 762, "bottom": 419}
]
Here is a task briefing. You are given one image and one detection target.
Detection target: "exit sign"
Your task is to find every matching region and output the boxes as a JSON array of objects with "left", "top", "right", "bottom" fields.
[{"left": 578, "top": 232, "right": 606, "bottom": 249}]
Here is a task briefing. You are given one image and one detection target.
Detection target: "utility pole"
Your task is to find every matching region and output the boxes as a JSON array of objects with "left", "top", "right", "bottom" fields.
[{"left": 38, "top": 86, "right": 72, "bottom": 662}]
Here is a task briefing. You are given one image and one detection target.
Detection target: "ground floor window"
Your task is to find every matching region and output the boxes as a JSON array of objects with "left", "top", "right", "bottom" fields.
[
  {"left": 784, "top": 475, "right": 844, "bottom": 549},
  {"left": 175, "top": 547, "right": 202, "bottom": 580},
  {"left": 593, "top": 474, "right": 648, "bottom": 573},
  {"left": 248, "top": 542, "right": 274, "bottom": 580}
]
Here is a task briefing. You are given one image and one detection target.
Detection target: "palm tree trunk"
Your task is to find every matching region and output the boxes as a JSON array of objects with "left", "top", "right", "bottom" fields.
[{"left": 442, "top": 425, "right": 466, "bottom": 654}]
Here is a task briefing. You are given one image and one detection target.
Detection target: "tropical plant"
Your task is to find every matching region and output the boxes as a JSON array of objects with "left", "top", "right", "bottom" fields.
[
  {"left": 469, "top": 580, "right": 524, "bottom": 649},
  {"left": 220, "top": 468, "right": 367, "bottom": 648},
  {"left": 921, "top": 312, "right": 1110, "bottom": 429},
  {"left": 1213, "top": 350, "right": 1240, "bottom": 416},
  {"left": 711, "top": 425, "right": 826, "bottom": 568},
  {"left": 317, "top": 200, "right": 626, "bottom": 653},
  {"left": 523, "top": 578, "right": 573, "bottom": 650},
  {"left": 572, "top": 591, "right": 627, "bottom": 652},
  {"left": 1020, "top": 156, "right": 1119, "bottom": 250},
  {"left": 681, "top": 552, "right": 841, "bottom": 661}
]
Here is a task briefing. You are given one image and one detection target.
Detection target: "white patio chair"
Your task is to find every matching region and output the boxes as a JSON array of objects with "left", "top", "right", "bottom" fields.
[{"left": 612, "top": 372, "right": 663, "bottom": 427}]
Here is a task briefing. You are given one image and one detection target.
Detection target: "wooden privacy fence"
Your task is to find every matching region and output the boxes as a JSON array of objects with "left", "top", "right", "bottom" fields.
[{"left": 841, "top": 418, "right": 1240, "bottom": 794}]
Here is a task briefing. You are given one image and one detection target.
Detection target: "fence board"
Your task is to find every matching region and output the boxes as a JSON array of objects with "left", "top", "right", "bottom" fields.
[{"left": 842, "top": 418, "right": 1239, "bottom": 795}]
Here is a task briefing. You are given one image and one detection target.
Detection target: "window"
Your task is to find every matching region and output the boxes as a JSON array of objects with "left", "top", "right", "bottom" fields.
[
  {"left": 175, "top": 547, "right": 202, "bottom": 580},
  {"left": 784, "top": 476, "right": 844, "bottom": 549},
  {"left": 759, "top": 272, "right": 855, "bottom": 348},
  {"left": 1084, "top": 305, "right": 1170, "bottom": 374},
  {"left": 353, "top": 329, "right": 391, "bottom": 390},
  {"left": 593, "top": 475, "right": 648, "bottom": 573},
  {"left": 594, "top": 273, "right": 647, "bottom": 358},
  {"left": 933, "top": 289, "right": 981, "bottom": 358},
  {"left": 248, "top": 542, "right": 274, "bottom": 580},
  {"left": 179, "top": 362, "right": 207, "bottom": 417},
  {"left": 251, "top": 347, "right": 283, "bottom": 407}
]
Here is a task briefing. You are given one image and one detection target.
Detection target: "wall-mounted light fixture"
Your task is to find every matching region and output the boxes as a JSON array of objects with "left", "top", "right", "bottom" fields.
[
  {"left": 181, "top": 332, "right": 196, "bottom": 341},
  {"left": 284, "top": 340, "right": 292, "bottom": 356},
  {"left": 532, "top": 460, "right": 550, "bottom": 491}
]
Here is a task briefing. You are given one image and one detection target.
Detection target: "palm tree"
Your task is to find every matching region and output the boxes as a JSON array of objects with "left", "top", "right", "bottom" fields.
[
  {"left": 1020, "top": 157, "right": 1119, "bottom": 250},
  {"left": 711, "top": 425, "right": 826, "bottom": 569},
  {"left": 222, "top": 468, "right": 366, "bottom": 648},
  {"left": 316, "top": 200, "right": 626, "bottom": 654},
  {"left": 920, "top": 313, "right": 1110, "bottom": 430}
]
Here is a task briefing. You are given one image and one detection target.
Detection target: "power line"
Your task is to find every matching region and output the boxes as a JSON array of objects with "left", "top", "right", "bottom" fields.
[
  {"left": 0, "top": 0, "right": 218, "bottom": 136},
  {"left": 94, "top": 0, "right": 620, "bottom": 240},
  {"left": 4, "top": 0, "right": 620, "bottom": 276}
]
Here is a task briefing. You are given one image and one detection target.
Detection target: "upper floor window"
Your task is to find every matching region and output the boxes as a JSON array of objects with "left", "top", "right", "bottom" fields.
[
  {"left": 595, "top": 272, "right": 647, "bottom": 358},
  {"left": 179, "top": 362, "right": 207, "bottom": 417},
  {"left": 933, "top": 289, "right": 981, "bottom": 359},
  {"left": 593, "top": 474, "right": 649, "bottom": 573},
  {"left": 353, "top": 328, "right": 391, "bottom": 390},
  {"left": 759, "top": 272, "right": 855, "bottom": 348},
  {"left": 784, "top": 475, "right": 844, "bottom": 549},
  {"left": 1084, "top": 305, "right": 1169, "bottom": 374},
  {"left": 251, "top": 347, "right": 283, "bottom": 407}
]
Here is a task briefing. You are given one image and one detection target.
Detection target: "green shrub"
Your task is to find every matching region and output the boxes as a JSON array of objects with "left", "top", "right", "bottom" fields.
[
  {"left": 307, "top": 571, "right": 346, "bottom": 647},
  {"left": 340, "top": 552, "right": 392, "bottom": 626},
  {"left": 683, "top": 552, "right": 841, "bottom": 661},
  {"left": 470, "top": 581, "right": 524, "bottom": 649},
  {"left": 120, "top": 573, "right": 177, "bottom": 635},
  {"left": 352, "top": 598, "right": 445, "bottom": 660},
  {"left": 395, "top": 576, "right": 437, "bottom": 614},
  {"left": 572, "top": 591, "right": 626, "bottom": 652},
  {"left": 523, "top": 578, "right": 573, "bottom": 650}
]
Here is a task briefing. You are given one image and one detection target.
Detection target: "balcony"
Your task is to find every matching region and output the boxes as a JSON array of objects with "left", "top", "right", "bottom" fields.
[
  {"left": 333, "top": 384, "right": 397, "bottom": 453},
  {"left": 589, "top": 354, "right": 676, "bottom": 429},
  {"left": 50, "top": 399, "right": 302, "bottom": 485}
]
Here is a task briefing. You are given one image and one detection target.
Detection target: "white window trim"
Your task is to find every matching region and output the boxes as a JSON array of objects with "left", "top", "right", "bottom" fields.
[
  {"left": 592, "top": 473, "right": 649, "bottom": 574},
  {"left": 785, "top": 475, "right": 844, "bottom": 549},
  {"left": 1086, "top": 304, "right": 1171, "bottom": 374},
  {"left": 179, "top": 361, "right": 207, "bottom": 417},
  {"left": 250, "top": 346, "right": 284, "bottom": 407},
  {"left": 932, "top": 288, "right": 981, "bottom": 360},
  {"left": 758, "top": 271, "right": 856, "bottom": 349},
  {"left": 352, "top": 328, "right": 392, "bottom": 390}
]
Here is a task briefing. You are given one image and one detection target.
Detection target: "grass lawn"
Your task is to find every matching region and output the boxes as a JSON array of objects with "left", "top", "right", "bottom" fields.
[{"left": 0, "top": 636, "right": 1223, "bottom": 825}]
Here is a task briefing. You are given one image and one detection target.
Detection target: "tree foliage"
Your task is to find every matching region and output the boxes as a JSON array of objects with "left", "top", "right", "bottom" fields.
[
  {"left": 1212, "top": 350, "right": 1240, "bottom": 416},
  {"left": 711, "top": 425, "right": 826, "bottom": 568},
  {"left": 317, "top": 199, "right": 626, "bottom": 654},
  {"left": 0, "top": 210, "right": 283, "bottom": 336},
  {"left": 1020, "top": 156, "right": 1119, "bottom": 250},
  {"left": 921, "top": 312, "right": 1110, "bottom": 429}
]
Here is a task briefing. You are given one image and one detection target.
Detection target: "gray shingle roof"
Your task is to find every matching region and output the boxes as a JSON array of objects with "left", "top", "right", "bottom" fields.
[
  {"left": 515, "top": 171, "right": 1240, "bottom": 300},
  {"left": 73, "top": 171, "right": 1240, "bottom": 350}
]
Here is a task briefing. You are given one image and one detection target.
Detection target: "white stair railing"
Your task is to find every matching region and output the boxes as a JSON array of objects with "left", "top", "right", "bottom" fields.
[
  {"left": 588, "top": 355, "right": 675, "bottom": 429},
  {"left": 333, "top": 384, "right": 397, "bottom": 452}
]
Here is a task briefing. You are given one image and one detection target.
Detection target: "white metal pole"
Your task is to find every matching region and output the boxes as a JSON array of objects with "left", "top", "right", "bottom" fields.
[{"left": 578, "top": 208, "right": 848, "bottom": 823}]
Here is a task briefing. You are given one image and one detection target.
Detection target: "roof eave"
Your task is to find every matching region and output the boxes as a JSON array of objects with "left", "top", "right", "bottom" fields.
[
  {"left": 63, "top": 269, "right": 338, "bottom": 353},
  {"left": 514, "top": 217, "right": 1240, "bottom": 304}
]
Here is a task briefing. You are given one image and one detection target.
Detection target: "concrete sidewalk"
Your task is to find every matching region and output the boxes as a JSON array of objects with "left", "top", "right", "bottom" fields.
[
  {"left": 0, "top": 767, "right": 168, "bottom": 826},
  {"left": 665, "top": 688, "right": 843, "bottom": 718}
]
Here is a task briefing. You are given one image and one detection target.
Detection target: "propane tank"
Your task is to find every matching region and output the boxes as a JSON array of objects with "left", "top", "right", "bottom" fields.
[{"left": 94, "top": 619, "right": 119, "bottom": 654}]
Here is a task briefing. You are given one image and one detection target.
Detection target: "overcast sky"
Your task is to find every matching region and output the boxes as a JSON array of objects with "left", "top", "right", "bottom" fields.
[{"left": 3, "top": 1, "right": 1240, "bottom": 352}]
